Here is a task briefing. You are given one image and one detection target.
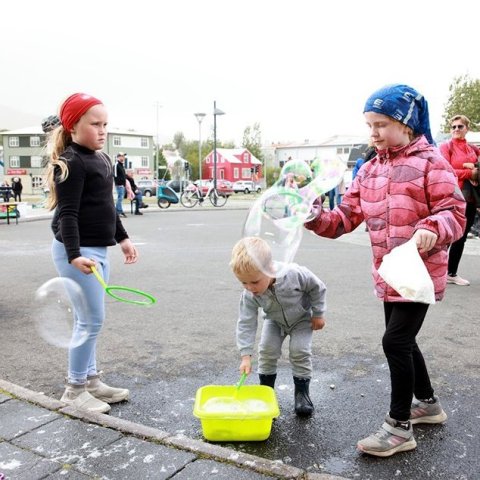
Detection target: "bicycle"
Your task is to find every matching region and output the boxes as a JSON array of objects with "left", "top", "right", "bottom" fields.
[{"left": 180, "top": 181, "right": 228, "bottom": 208}]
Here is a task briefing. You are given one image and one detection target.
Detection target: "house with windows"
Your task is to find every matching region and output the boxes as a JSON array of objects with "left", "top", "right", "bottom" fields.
[
  {"left": 203, "top": 148, "right": 262, "bottom": 183},
  {"left": 1, "top": 127, "right": 155, "bottom": 195},
  {"left": 274, "top": 135, "right": 369, "bottom": 169}
]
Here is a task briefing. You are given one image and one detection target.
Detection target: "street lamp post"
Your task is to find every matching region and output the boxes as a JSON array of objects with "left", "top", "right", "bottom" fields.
[
  {"left": 154, "top": 101, "right": 162, "bottom": 179},
  {"left": 213, "top": 101, "right": 225, "bottom": 190},
  {"left": 194, "top": 112, "right": 206, "bottom": 182}
]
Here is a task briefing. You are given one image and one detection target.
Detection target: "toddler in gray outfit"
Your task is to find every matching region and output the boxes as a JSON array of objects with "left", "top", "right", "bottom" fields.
[{"left": 230, "top": 236, "right": 327, "bottom": 416}]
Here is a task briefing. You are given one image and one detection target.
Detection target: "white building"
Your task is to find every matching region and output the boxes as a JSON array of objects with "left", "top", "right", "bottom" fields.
[{"left": 274, "top": 135, "right": 369, "bottom": 169}]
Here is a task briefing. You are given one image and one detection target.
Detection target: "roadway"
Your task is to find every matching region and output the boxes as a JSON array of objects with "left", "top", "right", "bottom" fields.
[{"left": 1, "top": 206, "right": 479, "bottom": 479}]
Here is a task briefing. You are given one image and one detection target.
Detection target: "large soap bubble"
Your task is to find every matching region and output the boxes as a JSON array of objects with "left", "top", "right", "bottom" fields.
[
  {"left": 35, "top": 277, "right": 90, "bottom": 349},
  {"left": 242, "top": 157, "right": 346, "bottom": 277}
]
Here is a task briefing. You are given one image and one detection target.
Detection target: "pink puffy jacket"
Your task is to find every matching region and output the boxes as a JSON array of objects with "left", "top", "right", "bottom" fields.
[{"left": 305, "top": 136, "right": 466, "bottom": 302}]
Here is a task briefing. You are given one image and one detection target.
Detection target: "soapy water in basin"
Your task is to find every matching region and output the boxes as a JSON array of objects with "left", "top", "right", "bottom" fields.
[{"left": 202, "top": 396, "right": 270, "bottom": 415}]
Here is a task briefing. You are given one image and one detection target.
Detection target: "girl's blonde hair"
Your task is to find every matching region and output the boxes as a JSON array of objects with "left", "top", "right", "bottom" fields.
[
  {"left": 230, "top": 237, "right": 272, "bottom": 275},
  {"left": 44, "top": 127, "right": 72, "bottom": 210}
]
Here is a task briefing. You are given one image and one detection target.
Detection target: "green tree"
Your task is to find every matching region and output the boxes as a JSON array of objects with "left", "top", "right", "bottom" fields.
[
  {"left": 242, "top": 123, "right": 264, "bottom": 161},
  {"left": 173, "top": 131, "right": 187, "bottom": 156},
  {"left": 164, "top": 131, "right": 235, "bottom": 181},
  {"left": 157, "top": 149, "right": 170, "bottom": 181},
  {"left": 442, "top": 74, "right": 480, "bottom": 132}
]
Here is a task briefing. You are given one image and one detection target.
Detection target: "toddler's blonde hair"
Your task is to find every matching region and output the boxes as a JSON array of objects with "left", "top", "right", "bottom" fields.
[{"left": 230, "top": 237, "right": 272, "bottom": 275}]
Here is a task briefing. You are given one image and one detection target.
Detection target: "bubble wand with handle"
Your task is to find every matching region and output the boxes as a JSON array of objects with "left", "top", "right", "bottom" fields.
[{"left": 90, "top": 265, "right": 156, "bottom": 306}]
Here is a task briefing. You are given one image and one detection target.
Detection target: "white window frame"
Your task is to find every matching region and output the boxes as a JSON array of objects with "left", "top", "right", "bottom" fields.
[
  {"left": 30, "top": 136, "right": 41, "bottom": 147},
  {"left": 31, "top": 155, "right": 43, "bottom": 168},
  {"left": 141, "top": 137, "right": 148, "bottom": 148},
  {"left": 242, "top": 168, "right": 252, "bottom": 178},
  {"left": 9, "top": 156, "right": 20, "bottom": 167},
  {"left": 113, "top": 136, "right": 121, "bottom": 146},
  {"left": 233, "top": 167, "right": 239, "bottom": 179},
  {"left": 31, "top": 176, "right": 44, "bottom": 188},
  {"left": 9, "top": 137, "right": 19, "bottom": 147}
]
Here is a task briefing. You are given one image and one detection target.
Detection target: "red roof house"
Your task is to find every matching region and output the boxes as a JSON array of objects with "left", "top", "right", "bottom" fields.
[{"left": 203, "top": 148, "right": 262, "bottom": 182}]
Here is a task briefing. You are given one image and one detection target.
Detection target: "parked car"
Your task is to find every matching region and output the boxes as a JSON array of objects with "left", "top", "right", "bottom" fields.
[
  {"left": 137, "top": 179, "right": 157, "bottom": 197},
  {"left": 166, "top": 179, "right": 191, "bottom": 193},
  {"left": 233, "top": 180, "right": 262, "bottom": 194},
  {"left": 194, "top": 179, "right": 233, "bottom": 197}
]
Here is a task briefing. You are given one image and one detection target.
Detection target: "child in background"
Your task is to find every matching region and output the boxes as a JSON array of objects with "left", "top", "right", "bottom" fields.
[
  {"left": 305, "top": 84, "right": 466, "bottom": 456},
  {"left": 230, "top": 237, "right": 326, "bottom": 416},
  {"left": 45, "top": 93, "right": 138, "bottom": 413}
]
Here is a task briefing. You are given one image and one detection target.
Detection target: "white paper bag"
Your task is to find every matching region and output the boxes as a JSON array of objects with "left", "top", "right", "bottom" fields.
[{"left": 378, "top": 238, "right": 435, "bottom": 304}]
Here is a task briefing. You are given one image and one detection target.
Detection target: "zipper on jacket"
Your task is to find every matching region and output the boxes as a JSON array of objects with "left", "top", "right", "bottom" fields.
[
  {"left": 269, "top": 285, "right": 290, "bottom": 328},
  {"left": 384, "top": 153, "right": 392, "bottom": 302}
]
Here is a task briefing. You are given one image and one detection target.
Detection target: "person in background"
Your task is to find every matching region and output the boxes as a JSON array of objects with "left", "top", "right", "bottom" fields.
[
  {"left": 439, "top": 114, "right": 480, "bottom": 286},
  {"left": 352, "top": 157, "right": 365, "bottom": 180},
  {"left": 353, "top": 145, "right": 377, "bottom": 181},
  {"left": 11, "top": 177, "right": 23, "bottom": 202},
  {"left": 326, "top": 188, "right": 336, "bottom": 210},
  {"left": 305, "top": 84, "right": 465, "bottom": 457},
  {"left": 230, "top": 236, "right": 326, "bottom": 417},
  {"left": 45, "top": 92, "right": 138, "bottom": 413},
  {"left": 114, "top": 153, "right": 127, "bottom": 218},
  {"left": 126, "top": 172, "right": 148, "bottom": 215},
  {"left": 335, "top": 177, "right": 346, "bottom": 205}
]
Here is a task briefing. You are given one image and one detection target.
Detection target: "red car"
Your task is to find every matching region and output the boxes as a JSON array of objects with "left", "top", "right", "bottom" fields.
[{"left": 194, "top": 180, "right": 233, "bottom": 197}]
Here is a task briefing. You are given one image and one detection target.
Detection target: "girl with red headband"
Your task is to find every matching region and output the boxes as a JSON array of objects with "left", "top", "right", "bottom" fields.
[{"left": 45, "top": 93, "right": 138, "bottom": 413}]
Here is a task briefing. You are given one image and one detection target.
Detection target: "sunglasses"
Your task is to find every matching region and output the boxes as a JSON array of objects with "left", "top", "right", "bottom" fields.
[{"left": 451, "top": 124, "right": 465, "bottom": 130}]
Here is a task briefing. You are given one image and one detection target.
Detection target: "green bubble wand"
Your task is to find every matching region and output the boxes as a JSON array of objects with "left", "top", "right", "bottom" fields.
[{"left": 90, "top": 265, "right": 156, "bottom": 306}]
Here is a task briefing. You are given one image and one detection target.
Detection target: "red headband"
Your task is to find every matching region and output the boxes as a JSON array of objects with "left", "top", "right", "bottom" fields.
[{"left": 59, "top": 93, "right": 103, "bottom": 132}]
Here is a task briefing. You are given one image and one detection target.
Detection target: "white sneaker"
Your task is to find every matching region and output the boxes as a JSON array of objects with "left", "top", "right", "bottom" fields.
[
  {"left": 61, "top": 386, "right": 111, "bottom": 413},
  {"left": 447, "top": 275, "right": 470, "bottom": 286},
  {"left": 357, "top": 414, "right": 416, "bottom": 457}
]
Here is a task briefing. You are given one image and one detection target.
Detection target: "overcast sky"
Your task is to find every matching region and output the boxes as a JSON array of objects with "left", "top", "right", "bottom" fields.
[{"left": 2, "top": 0, "right": 478, "bottom": 146}]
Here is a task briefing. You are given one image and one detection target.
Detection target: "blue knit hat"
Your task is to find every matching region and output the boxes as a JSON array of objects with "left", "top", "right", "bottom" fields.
[{"left": 363, "top": 84, "right": 435, "bottom": 145}]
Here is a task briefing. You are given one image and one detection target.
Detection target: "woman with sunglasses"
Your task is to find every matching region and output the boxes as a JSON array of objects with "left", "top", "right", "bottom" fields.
[{"left": 440, "top": 115, "right": 480, "bottom": 286}]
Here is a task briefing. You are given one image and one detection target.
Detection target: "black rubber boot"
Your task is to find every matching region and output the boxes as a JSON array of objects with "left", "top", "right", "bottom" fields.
[
  {"left": 293, "top": 376, "right": 314, "bottom": 416},
  {"left": 259, "top": 373, "right": 277, "bottom": 389}
]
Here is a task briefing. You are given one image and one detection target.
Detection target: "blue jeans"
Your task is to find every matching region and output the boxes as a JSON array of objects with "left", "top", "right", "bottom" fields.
[
  {"left": 52, "top": 239, "right": 109, "bottom": 385},
  {"left": 115, "top": 185, "right": 125, "bottom": 213},
  {"left": 327, "top": 189, "right": 335, "bottom": 210},
  {"left": 133, "top": 191, "right": 143, "bottom": 213}
]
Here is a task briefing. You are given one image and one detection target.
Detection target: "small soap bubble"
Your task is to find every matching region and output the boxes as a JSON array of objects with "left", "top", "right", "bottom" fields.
[{"left": 35, "top": 277, "right": 90, "bottom": 349}]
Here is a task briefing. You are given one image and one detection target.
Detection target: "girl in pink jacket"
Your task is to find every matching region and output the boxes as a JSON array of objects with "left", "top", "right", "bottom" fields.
[{"left": 305, "top": 84, "right": 466, "bottom": 458}]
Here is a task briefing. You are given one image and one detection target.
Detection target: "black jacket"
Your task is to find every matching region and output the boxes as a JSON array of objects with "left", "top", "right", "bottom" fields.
[
  {"left": 51, "top": 143, "right": 128, "bottom": 262},
  {"left": 114, "top": 160, "right": 126, "bottom": 186}
]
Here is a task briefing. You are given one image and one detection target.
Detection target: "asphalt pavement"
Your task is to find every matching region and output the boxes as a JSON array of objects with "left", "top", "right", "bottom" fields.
[{"left": 1, "top": 198, "right": 479, "bottom": 479}]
